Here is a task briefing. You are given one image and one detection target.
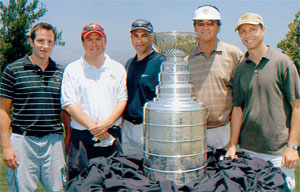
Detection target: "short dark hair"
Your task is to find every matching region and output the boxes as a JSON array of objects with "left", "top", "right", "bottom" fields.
[
  {"left": 193, "top": 5, "right": 222, "bottom": 27},
  {"left": 30, "top": 22, "right": 56, "bottom": 42}
]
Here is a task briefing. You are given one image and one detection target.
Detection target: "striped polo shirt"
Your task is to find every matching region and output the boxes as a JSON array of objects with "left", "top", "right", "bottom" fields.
[
  {"left": 188, "top": 41, "right": 242, "bottom": 128},
  {"left": 0, "top": 56, "right": 64, "bottom": 133}
]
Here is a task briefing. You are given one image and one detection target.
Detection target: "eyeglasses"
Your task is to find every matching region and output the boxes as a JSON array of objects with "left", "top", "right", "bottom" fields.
[
  {"left": 196, "top": 20, "right": 217, "bottom": 27},
  {"left": 83, "top": 25, "right": 104, "bottom": 31}
]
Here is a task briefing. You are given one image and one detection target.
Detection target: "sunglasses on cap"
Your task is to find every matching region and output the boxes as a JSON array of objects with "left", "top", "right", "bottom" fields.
[
  {"left": 83, "top": 25, "right": 104, "bottom": 31},
  {"left": 196, "top": 20, "right": 218, "bottom": 27},
  {"left": 132, "top": 21, "right": 151, "bottom": 28}
]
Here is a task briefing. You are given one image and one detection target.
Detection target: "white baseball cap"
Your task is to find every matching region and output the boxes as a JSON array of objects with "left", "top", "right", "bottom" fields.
[{"left": 193, "top": 5, "right": 221, "bottom": 20}]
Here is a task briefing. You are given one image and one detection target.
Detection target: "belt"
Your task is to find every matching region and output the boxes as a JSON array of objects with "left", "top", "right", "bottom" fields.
[
  {"left": 12, "top": 127, "right": 61, "bottom": 138},
  {"left": 125, "top": 117, "right": 143, "bottom": 125},
  {"left": 111, "top": 125, "right": 121, "bottom": 129}
]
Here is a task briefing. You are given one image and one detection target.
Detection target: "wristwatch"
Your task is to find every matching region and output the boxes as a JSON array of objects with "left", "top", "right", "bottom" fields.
[{"left": 287, "top": 144, "right": 298, "bottom": 150}]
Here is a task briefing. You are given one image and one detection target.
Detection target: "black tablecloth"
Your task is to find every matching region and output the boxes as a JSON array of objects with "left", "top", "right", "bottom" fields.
[{"left": 66, "top": 147, "right": 289, "bottom": 192}]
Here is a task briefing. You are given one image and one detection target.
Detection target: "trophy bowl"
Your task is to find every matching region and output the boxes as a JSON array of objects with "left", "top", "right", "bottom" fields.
[{"left": 152, "top": 31, "right": 198, "bottom": 58}]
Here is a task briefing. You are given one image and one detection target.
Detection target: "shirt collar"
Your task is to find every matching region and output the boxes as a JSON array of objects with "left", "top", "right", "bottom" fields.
[
  {"left": 24, "top": 55, "right": 57, "bottom": 70},
  {"left": 245, "top": 46, "right": 271, "bottom": 64},
  {"left": 134, "top": 50, "right": 155, "bottom": 63},
  {"left": 191, "top": 39, "right": 222, "bottom": 56},
  {"left": 81, "top": 54, "right": 110, "bottom": 70}
]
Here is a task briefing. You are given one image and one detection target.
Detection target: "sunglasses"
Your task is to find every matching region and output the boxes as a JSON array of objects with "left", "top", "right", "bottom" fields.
[
  {"left": 83, "top": 25, "right": 104, "bottom": 31},
  {"left": 132, "top": 21, "right": 152, "bottom": 29},
  {"left": 196, "top": 20, "right": 217, "bottom": 27}
]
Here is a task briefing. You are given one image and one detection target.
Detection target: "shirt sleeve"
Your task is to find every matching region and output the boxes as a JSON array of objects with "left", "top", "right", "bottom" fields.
[
  {"left": 232, "top": 66, "right": 244, "bottom": 107},
  {"left": 61, "top": 67, "right": 79, "bottom": 108},
  {"left": 116, "top": 65, "right": 128, "bottom": 102},
  {"left": 282, "top": 58, "right": 300, "bottom": 102},
  {"left": 0, "top": 66, "right": 15, "bottom": 99}
]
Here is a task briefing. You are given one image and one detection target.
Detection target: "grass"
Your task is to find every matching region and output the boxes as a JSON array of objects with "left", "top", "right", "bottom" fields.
[
  {"left": 0, "top": 149, "right": 46, "bottom": 192},
  {"left": 0, "top": 169, "right": 44, "bottom": 192},
  {"left": 0, "top": 147, "right": 300, "bottom": 191}
]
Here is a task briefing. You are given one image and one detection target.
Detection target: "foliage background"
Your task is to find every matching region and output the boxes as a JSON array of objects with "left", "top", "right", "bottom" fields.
[
  {"left": 0, "top": 0, "right": 64, "bottom": 72},
  {"left": 278, "top": 9, "right": 300, "bottom": 75}
]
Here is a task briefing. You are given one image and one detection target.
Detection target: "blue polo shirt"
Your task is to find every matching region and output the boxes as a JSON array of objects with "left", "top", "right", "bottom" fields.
[
  {"left": 124, "top": 51, "right": 166, "bottom": 124},
  {"left": 0, "top": 56, "right": 64, "bottom": 133}
]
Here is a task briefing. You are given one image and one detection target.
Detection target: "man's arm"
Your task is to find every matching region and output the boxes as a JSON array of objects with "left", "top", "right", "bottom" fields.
[
  {"left": 64, "top": 100, "right": 127, "bottom": 141},
  {"left": 61, "top": 110, "right": 71, "bottom": 154},
  {"left": 63, "top": 104, "right": 96, "bottom": 131},
  {"left": 90, "top": 100, "right": 127, "bottom": 140},
  {"left": 0, "top": 97, "right": 19, "bottom": 169},
  {"left": 225, "top": 106, "right": 243, "bottom": 159},
  {"left": 281, "top": 98, "right": 300, "bottom": 168}
]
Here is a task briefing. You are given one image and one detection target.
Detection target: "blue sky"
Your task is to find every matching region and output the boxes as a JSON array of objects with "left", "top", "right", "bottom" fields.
[{"left": 2, "top": 0, "right": 300, "bottom": 65}]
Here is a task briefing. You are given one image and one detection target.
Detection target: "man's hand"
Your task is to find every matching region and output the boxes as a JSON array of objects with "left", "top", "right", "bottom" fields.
[
  {"left": 281, "top": 147, "right": 299, "bottom": 169},
  {"left": 225, "top": 145, "right": 238, "bottom": 159},
  {"left": 2, "top": 147, "right": 19, "bottom": 170},
  {"left": 89, "top": 120, "right": 112, "bottom": 140}
]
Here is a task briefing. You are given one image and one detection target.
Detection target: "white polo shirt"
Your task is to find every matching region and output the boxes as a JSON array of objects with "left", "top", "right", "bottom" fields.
[{"left": 61, "top": 54, "right": 127, "bottom": 130}]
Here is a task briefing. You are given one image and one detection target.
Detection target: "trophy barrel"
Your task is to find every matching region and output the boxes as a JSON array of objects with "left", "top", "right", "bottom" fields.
[{"left": 143, "top": 100, "right": 207, "bottom": 184}]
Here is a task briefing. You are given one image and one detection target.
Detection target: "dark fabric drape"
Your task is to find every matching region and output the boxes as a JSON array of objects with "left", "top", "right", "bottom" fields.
[{"left": 66, "top": 149, "right": 289, "bottom": 192}]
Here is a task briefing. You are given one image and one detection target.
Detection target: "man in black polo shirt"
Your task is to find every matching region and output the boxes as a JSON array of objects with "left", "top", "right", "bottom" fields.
[
  {"left": 0, "top": 23, "right": 68, "bottom": 191},
  {"left": 122, "top": 19, "right": 166, "bottom": 155}
]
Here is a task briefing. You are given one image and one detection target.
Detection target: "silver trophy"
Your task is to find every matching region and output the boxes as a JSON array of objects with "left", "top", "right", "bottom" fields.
[
  {"left": 143, "top": 31, "right": 208, "bottom": 185},
  {"left": 151, "top": 31, "right": 198, "bottom": 59}
]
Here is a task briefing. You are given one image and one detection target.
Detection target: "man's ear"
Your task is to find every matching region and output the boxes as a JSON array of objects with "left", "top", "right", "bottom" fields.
[
  {"left": 262, "top": 26, "right": 266, "bottom": 35},
  {"left": 194, "top": 26, "right": 198, "bottom": 33},
  {"left": 150, "top": 33, "right": 155, "bottom": 42},
  {"left": 29, "top": 38, "right": 34, "bottom": 47}
]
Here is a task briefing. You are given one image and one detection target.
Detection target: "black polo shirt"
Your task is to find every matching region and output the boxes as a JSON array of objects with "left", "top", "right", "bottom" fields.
[
  {"left": 124, "top": 51, "right": 166, "bottom": 124},
  {"left": 0, "top": 56, "right": 64, "bottom": 133}
]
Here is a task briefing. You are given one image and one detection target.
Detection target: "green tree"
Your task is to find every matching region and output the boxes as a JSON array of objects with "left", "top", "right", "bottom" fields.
[
  {"left": 0, "top": 0, "right": 65, "bottom": 72},
  {"left": 277, "top": 9, "right": 300, "bottom": 75}
]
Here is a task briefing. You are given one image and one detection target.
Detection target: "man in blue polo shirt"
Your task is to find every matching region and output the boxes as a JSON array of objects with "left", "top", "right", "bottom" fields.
[
  {"left": 0, "top": 23, "right": 68, "bottom": 191},
  {"left": 122, "top": 19, "right": 166, "bottom": 155}
]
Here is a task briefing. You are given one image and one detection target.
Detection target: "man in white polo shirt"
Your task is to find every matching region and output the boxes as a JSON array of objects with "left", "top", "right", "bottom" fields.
[{"left": 61, "top": 23, "right": 127, "bottom": 180}]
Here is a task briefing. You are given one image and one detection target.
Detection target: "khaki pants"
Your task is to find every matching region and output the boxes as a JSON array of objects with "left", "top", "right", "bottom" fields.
[
  {"left": 121, "top": 120, "right": 144, "bottom": 155},
  {"left": 206, "top": 123, "right": 230, "bottom": 149}
]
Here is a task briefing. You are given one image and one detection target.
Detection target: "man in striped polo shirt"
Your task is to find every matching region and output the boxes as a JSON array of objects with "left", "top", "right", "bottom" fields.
[
  {"left": 0, "top": 23, "right": 68, "bottom": 191},
  {"left": 188, "top": 5, "right": 243, "bottom": 149}
]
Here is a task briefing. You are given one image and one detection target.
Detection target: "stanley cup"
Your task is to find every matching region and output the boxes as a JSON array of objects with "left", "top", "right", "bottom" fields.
[{"left": 143, "top": 31, "right": 208, "bottom": 185}]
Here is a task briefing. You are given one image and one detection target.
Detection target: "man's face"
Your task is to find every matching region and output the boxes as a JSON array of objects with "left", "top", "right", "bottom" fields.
[
  {"left": 82, "top": 33, "right": 106, "bottom": 57},
  {"left": 238, "top": 24, "right": 265, "bottom": 51},
  {"left": 194, "top": 20, "right": 220, "bottom": 43},
  {"left": 29, "top": 29, "right": 55, "bottom": 60},
  {"left": 130, "top": 29, "right": 153, "bottom": 55}
]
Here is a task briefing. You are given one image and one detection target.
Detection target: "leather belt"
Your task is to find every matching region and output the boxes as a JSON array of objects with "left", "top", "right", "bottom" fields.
[{"left": 125, "top": 117, "right": 142, "bottom": 124}]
